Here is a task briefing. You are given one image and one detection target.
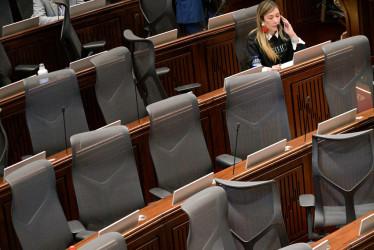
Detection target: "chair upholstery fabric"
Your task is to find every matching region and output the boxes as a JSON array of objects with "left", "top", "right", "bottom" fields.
[
  {"left": 181, "top": 186, "right": 238, "bottom": 250},
  {"left": 5, "top": 159, "right": 73, "bottom": 250},
  {"left": 0, "top": 42, "right": 13, "bottom": 87},
  {"left": 24, "top": 69, "right": 88, "bottom": 156},
  {"left": 146, "top": 93, "right": 212, "bottom": 193},
  {"left": 322, "top": 35, "right": 374, "bottom": 117},
  {"left": 71, "top": 125, "right": 145, "bottom": 231},
  {"left": 232, "top": 5, "right": 258, "bottom": 71},
  {"left": 312, "top": 129, "right": 374, "bottom": 228},
  {"left": 91, "top": 47, "right": 147, "bottom": 125},
  {"left": 0, "top": 114, "right": 9, "bottom": 177},
  {"left": 224, "top": 71, "right": 291, "bottom": 159},
  {"left": 79, "top": 232, "right": 127, "bottom": 250}
]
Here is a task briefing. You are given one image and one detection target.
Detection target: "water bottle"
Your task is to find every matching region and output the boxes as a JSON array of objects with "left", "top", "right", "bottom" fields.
[
  {"left": 252, "top": 56, "right": 261, "bottom": 68},
  {"left": 37, "top": 63, "right": 48, "bottom": 75}
]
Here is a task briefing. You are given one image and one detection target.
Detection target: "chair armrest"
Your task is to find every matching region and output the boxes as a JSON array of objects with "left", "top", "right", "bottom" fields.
[
  {"left": 83, "top": 41, "right": 106, "bottom": 52},
  {"left": 76, "top": 230, "right": 96, "bottom": 240},
  {"left": 68, "top": 220, "right": 95, "bottom": 240},
  {"left": 299, "top": 194, "right": 315, "bottom": 208},
  {"left": 174, "top": 83, "right": 201, "bottom": 94},
  {"left": 215, "top": 154, "right": 242, "bottom": 169},
  {"left": 156, "top": 67, "right": 170, "bottom": 78},
  {"left": 15, "top": 65, "right": 38, "bottom": 73},
  {"left": 149, "top": 187, "right": 171, "bottom": 199}
]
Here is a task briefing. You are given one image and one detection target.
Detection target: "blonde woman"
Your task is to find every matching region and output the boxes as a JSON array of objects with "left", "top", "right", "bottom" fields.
[{"left": 246, "top": 0, "right": 306, "bottom": 70}]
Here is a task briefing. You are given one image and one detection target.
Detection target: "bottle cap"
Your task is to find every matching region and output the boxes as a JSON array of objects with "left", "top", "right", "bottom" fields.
[
  {"left": 69, "top": 246, "right": 76, "bottom": 250},
  {"left": 39, "top": 63, "right": 45, "bottom": 68}
]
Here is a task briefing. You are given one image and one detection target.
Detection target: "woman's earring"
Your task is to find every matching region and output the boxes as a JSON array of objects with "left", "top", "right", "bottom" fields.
[{"left": 261, "top": 23, "right": 268, "bottom": 33}]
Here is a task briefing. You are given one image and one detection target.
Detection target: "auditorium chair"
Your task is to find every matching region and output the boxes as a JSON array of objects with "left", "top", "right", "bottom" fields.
[
  {"left": 146, "top": 93, "right": 212, "bottom": 198},
  {"left": 0, "top": 108, "right": 8, "bottom": 177},
  {"left": 90, "top": 46, "right": 147, "bottom": 125},
  {"left": 216, "top": 71, "right": 291, "bottom": 169},
  {"left": 5, "top": 159, "right": 75, "bottom": 249},
  {"left": 139, "top": 0, "right": 180, "bottom": 37},
  {"left": 181, "top": 186, "right": 238, "bottom": 250},
  {"left": 53, "top": 0, "right": 106, "bottom": 63},
  {"left": 299, "top": 129, "right": 374, "bottom": 240},
  {"left": 215, "top": 179, "right": 312, "bottom": 250},
  {"left": 70, "top": 126, "right": 145, "bottom": 237},
  {"left": 0, "top": 41, "right": 38, "bottom": 87},
  {"left": 124, "top": 29, "right": 200, "bottom": 106},
  {"left": 232, "top": 5, "right": 258, "bottom": 71},
  {"left": 0, "top": 0, "right": 13, "bottom": 37},
  {"left": 16, "top": 0, "right": 33, "bottom": 20},
  {"left": 78, "top": 232, "right": 127, "bottom": 250},
  {"left": 24, "top": 69, "right": 89, "bottom": 156},
  {"left": 322, "top": 35, "right": 374, "bottom": 117}
]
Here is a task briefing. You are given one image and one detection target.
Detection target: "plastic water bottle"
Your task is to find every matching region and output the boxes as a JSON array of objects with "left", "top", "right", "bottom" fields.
[
  {"left": 37, "top": 63, "right": 48, "bottom": 75},
  {"left": 252, "top": 56, "right": 261, "bottom": 68}
]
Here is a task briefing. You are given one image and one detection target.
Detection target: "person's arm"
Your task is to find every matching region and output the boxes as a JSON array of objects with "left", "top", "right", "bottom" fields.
[{"left": 281, "top": 16, "right": 305, "bottom": 51}]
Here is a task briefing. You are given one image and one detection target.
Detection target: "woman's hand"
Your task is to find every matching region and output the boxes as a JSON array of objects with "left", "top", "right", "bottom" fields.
[
  {"left": 268, "top": 65, "right": 282, "bottom": 71},
  {"left": 280, "top": 16, "right": 296, "bottom": 37}
]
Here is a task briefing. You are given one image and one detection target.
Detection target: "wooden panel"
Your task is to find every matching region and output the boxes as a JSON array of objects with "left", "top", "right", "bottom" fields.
[{"left": 170, "top": 221, "right": 188, "bottom": 250}]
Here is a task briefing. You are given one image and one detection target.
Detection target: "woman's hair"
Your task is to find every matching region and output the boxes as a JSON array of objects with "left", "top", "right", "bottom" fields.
[{"left": 251, "top": 0, "right": 287, "bottom": 63}]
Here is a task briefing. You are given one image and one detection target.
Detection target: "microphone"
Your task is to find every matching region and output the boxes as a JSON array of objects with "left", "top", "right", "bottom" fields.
[
  {"left": 303, "top": 96, "right": 310, "bottom": 142},
  {"left": 232, "top": 122, "right": 240, "bottom": 175},
  {"left": 61, "top": 106, "right": 68, "bottom": 154}
]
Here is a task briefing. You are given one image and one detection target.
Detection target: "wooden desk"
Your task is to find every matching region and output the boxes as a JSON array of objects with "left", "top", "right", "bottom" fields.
[
  {"left": 312, "top": 211, "right": 374, "bottom": 249},
  {"left": 73, "top": 108, "right": 374, "bottom": 250}
]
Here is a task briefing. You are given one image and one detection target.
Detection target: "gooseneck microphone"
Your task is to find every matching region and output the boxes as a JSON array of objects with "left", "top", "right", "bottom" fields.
[
  {"left": 232, "top": 122, "right": 240, "bottom": 175},
  {"left": 61, "top": 106, "right": 68, "bottom": 154},
  {"left": 212, "top": 0, "right": 226, "bottom": 18},
  {"left": 304, "top": 96, "right": 310, "bottom": 142}
]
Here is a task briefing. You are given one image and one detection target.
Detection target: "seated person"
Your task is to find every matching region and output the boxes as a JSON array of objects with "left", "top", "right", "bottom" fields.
[
  {"left": 246, "top": 0, "right": 306, "bottom": 71},
  {"left": 32, "top": 0, "right": 84, "bottom": 25}
]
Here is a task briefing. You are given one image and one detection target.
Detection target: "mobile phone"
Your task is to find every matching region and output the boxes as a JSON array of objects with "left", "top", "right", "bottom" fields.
[{"left": 280, "top": 19, "right": 285, "bottom": 29}]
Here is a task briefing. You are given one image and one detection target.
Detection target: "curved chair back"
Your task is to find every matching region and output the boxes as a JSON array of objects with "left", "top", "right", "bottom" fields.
[
  {"left": 322, "top": 35, "right": 374, "bottom": 117},
  {"left": 71, "top": 126, "right": 145, "bottom": 231},
  {"left": 139, "top": 0, "right": 179, "bottom": 36},
  {"left": 124, "top": 29, "right": 167, "bottom": 106},
  {"left": 91, "top": 47, "right": 147, "bottom": 125},
  {"left": 312, "top": 129, "right": 374, "bottom": 228},
  {"left": 16, "top": 0, "right": 33, "bottom": 20},
  {"left": 147, "top": 93, "right": 212, "bottom": 193},
  {"left": 24, "top": 69, "right": 88, "bottom": 156},
  {"left": 5, "top": 159, "right": 73, "bottom": 249},
  {"left": 0, "top": 0, "right": 13, "bottom": 37},
  {"left": 232, "top": 5, "right": 258, "bottom": 71},
  {"left": 0, "top": 109, "right": 9, "bottom": 177},
  {"left": 224, "top": 71, "right": 291, "bottom": 159},
  {"left": 79, "top": 232, "right": 127, "bottom": 250},
  {"left": 54, "top": 0, "right": 83, "bottom": 62},
  {"left": 0, "top": 42, "right": 13, "bottom": 87},
  {"left": 215, "top": 179, "right": 289, "bottom": 250},
  {"left": 181, "top": 186, "right": 238, "bottom": 250}
]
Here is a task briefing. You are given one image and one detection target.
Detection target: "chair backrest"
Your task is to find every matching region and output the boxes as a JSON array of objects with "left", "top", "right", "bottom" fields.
[
  {"left": 71, "top": 125, "right": 145, "bottom": 231},
  {"left": 24, "top": 69, "right": 88, "bottom": 156},
  {"left": 181, "top": 186, "right": 238, "bottom": 250},
  {"left": 124, "top": 29, "right": 167, "bottom": 106},
  {"left": 146, "top": 93, "right": 212, "bottom": 193},
  {"left": 0, "top": 0, "right": 13, "bottom": 37},
  {"left": 16, "top": 0, "right": 33, "bottom": 20},
  {"left": 224, "top": 71, "right": 291, "bottom": 159},
  {"left": 312, "top": 129, "right": 374, "bottom": 228},
  {"left": 79, "top": 232, "right": 127, "bottom": 250},
  {"left": 0, "top": 42, "right": 13, "bottom": 87},
  {"left": 232, "top": 5, "right": 258, "bottom": 71},
  {"left": 215, "top": 179, "right": 289, "bottom": 250},
  {"left": 4, "top": 159, "right": 73, "bottom": 249},
  {"left": 91, "top": 46, "right": 147, "bottom": 125},
  {"left": 54, "top": 0, "right": 82, "bottom": 62},
  {"left": 139, "top": 0, "right": 179, "bottom": 36},
  {"left": 322, "top": 35, "right": 374, "bottom": 117},
  {"left": 0, "top": 110, "right": 9, "bottom": 177}
]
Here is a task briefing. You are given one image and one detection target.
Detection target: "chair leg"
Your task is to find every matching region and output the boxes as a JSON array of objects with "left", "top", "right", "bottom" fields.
[{"left": 306, "top": 208, "right": 324, "bottom": 240}]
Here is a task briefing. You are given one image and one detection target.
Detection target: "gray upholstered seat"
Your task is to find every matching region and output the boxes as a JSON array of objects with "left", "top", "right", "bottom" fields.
[
  {"left": 71, "top": 125, "right": 145, "bottom": 232},
  {"left": 146, "top": 93, "right": 212, "bottom": 198},
  {"left": 215, "top": 179, "right": 311, "bottom": 250},
  {"left": 216, "top": 71, "right": 291, "bottom": 168},
  {"left": 90, "top": 46, "right": 147, "bottom": 125},
  {"left": 322, "top": 35, "right": 373, "bottom": 117},
  {"left": 300, "top": 129, "right": 374, "bottom": 240},
  {"left": 79, "top": 232, "right": 127, "bottom": 250},
  {"left": 0, "top": 109, "right": 8, "bottom": 177},
  {"left": 232, "top": 5, "right": 258, "bottom": 71},
  {"left": 5, "top": 159, "right": 73, "bottom": 250},
  {"left": 181, "top": 186, "right": 238, "bottom": 250},
  {"left": 24, "top": 69, "right": 89, "bottom": 156}
]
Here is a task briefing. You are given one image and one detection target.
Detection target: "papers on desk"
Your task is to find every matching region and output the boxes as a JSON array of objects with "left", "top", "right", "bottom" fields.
[
  {"left": 3, "top": 151, "right": 46, "bottom": 179},
  {"left": 359, "top": 213, "right": 374, "bottom": 236},
  {"left": 147, "top": 29, "right": 178, "bottom": 47},
  {"left": 98, "top": 210, "right": 139, "bottom": 236},
  {"left": 207, "top": 12, "right": 234, "bottom": 30},
  {"left": 312, "top": 240, "right": 328, "bottom": 250},
  {"left": 223, "top": 66, "right": 262, "bottom": 89},
  {"left": 69, "top": 50, "right": 107, "bottom": 72},
  {"left": 70, "top": 0, "right": 106, "bottom": 16},
  {"left": 317, "top": 108, "right": 357, "bottom": 135},
  {"left": 280, "top": 60, "right": 293, "bottom": 69},
  {"left": 246, "top": 139, "right": 287, "bottom": 169},
  {"left": 2, "top": 16, "right": 39, "bottom": 37}
]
